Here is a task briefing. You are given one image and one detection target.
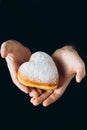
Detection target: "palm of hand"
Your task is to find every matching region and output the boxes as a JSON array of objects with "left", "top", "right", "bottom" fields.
[
  {"left": 1, "top": 40, "right": 31, "bottom": 93},
  {"left": 0, "top": 42, "right": 86, "bottom": 106},
  {"left": 1, "top": 40, "right": 31, "bottom": 64},
  {"left": 30, "top": 46, "right": 86, "bottom": 106},
  {"left": 52, "top": 46, "right": 86, "bottom": 85}
]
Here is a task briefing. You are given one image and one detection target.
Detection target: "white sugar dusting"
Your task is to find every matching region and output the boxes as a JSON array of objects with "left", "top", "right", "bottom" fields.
[{"left": 19, "top": 51, "right": 58, "bottom": 83}]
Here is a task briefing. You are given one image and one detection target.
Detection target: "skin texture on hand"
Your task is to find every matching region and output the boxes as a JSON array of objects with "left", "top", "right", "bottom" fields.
[
  {"left": 0, "top": 40, "right": 32, "bottom": 93},
  {"left": 0, "top": 41, "right": 86, "bottom": 107},
  {"left": 30, "top": 46, "right": 86, "bottom": 107},
  {"left": 0, "top": 40, "right": 42, "bottom": 96}
]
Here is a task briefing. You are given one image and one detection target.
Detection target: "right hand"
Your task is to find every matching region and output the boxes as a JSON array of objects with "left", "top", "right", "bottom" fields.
[{"left": 0, "top": 40, "right": 42, "bottom": 96}]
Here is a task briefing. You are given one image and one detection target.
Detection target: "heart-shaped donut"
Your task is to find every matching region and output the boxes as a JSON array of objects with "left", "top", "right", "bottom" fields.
[{"left": 17, "top": 51, "right": 59, "bottom": 90}]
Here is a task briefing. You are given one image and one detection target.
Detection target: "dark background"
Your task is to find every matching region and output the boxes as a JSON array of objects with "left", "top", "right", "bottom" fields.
[{"left": 0, "top": 0, "right": 87, "bottom": 129}]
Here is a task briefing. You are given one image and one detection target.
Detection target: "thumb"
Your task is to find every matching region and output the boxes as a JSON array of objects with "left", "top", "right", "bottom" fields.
[
  {"left": 0, "top": 41, "right": 11, "bottom": 58},
  {"left": 75, "top": 65, "right": 86, "bottom": 83},
  {"left": 76, "top": 73, "right": 82, "bottom": 83}
]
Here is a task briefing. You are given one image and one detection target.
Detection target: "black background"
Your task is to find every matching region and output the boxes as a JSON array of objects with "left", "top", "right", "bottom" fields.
[{"left": 0, "top": 0, "right": 87, "bottom": 129}]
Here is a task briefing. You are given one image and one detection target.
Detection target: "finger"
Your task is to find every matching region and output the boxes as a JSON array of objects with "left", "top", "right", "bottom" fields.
[
  {"left": 0, "top": 41, "right": 10, "bottom": 58},
  {"left": 11, "top": 71, "right": 31, "bottom": 94},
  {"left": 43, "top": 77, "right": 73, "bottom": 107},
  {"left": 43, "top": 86, "right": 67, "bottom": 107},
  {"left": 30, "top": 90, "right": 53, "bottom": 106},
  {"left": 37, "top": 89, "right": 43, "bottom": 95},
  {"left": 29, "top": 88, "right": 42, "bottom": 98},
  {"left": 75, "top": 62, "right": 86, "bottom": 83},
  {"left": 13, "top": 78, "right": 30, "bottom": 94},
  {"left": 10, "top": 68, "right": 31, "bottom": 94},
  {"left": 6, "top": 58, "right": 30, "bottom": 94}
]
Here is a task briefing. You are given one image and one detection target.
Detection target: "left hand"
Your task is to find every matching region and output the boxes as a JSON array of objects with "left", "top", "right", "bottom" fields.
[{"left": 30, "top": 46, "right": 86, "bottom": 107}]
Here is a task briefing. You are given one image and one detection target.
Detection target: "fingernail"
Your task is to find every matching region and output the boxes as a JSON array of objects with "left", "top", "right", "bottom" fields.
[
  {"left": 29, "top": 92, "right": 33, "bottom": 97},
  {"left": 30, "top": 99, "right": 37, "bottom": 106},
  {"left": 43, "top": 102, "right": 47, "bottom": 107}
]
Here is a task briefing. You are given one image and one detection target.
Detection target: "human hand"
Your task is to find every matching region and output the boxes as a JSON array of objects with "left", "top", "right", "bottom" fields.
[
  {"left": 30, "top": 46, "right": 86, "bottom": 106},
  {"left": 0, "top": 40, "right": 43, "bottom": 96},
  {"left": 0, "top": 40, "right": 31, "bottom": 93}
]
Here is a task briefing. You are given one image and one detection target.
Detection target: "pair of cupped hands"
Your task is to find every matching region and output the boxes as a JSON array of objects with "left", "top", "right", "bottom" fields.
[{"left": 0, "top": 40, "right": 86, "bottom": 107}]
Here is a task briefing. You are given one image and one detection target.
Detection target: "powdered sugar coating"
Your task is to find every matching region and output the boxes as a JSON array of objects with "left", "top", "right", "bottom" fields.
[{"left": 19, "top": 51, "right": 58, "bottom": 83}]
